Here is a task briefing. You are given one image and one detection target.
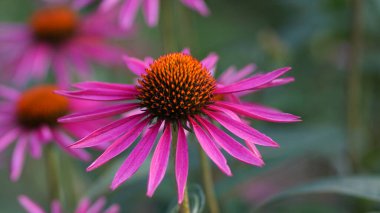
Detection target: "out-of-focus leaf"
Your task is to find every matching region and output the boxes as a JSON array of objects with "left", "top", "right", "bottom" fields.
[
  {"left": 167, "top": 184, "right": 205, "bottom": 213},
  {"left": 256, "top": 176, "right": 380, "bottom": 209}
]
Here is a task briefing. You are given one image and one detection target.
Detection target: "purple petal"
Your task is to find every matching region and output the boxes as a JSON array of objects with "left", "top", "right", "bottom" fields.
[
  {"left": 75, "top": 198, "right": 91, "bottom": 213},
  {"left": 71, "top": 113, "right": 147, "bottom": 148},
  {"left": 59, "top": 103, "right": 139, "bottom": 123},
  {"left": 119, "top": 0, "right": 141, "bottom": 29},
  {"left": 10, "top": 135, "right": 28, "bottom": 181},
  {"left": 189, "top": 118, "right": 232, "bottom": 176},
  {"left": 215, "top": 101, "right": 301, "bottom": 123},
  {"left": 52, "top": 130, "right": 91, "bottom": 161},
  {"left": 147, "top": 122, "right": 171, "bottom": 197},
  {"left": 18, "top": 195, "right": 46, "bottom": 213},
  {"left": 201, "top": 52, "right": 218, "bottom": 73},
  {"left": 214, "top": 67, "right": 291, "bottom": 94},
  {"left": 73, "top": 81, "right": 137, "bottom": 92},
  {"left": 0, "top": 85, "right": 20, "bottom": 100},
  {"left": 111, "top": 121, "right": 162, "bottom": 189},
  {"left": 143, "top": 0, "right": 159, "bottom": 27},
  {"left": 256, "top": 77, "right": 295, "bottom": 89},
  {"left": 100, "top": 0, "right": 120, "bottom": 11},
  {"left": 51, "top": 200, "right": 62, "bottom": 213},
  {"left": 122, "top": 56, "right": 148, "bottom": 76},
  {"left": 205, "top": 109, "right": 279, "bottom": 147},
  {"left": 87, "top": 117, "right": 150, "bottom": 171},
  {"left": 104, "top": 204, "right": 120, "bottom": 213},
  {"left": 175, "top": 122, "right": 188, "bottom": 204},
  {"left": 196, "top": 116, "right": 264, "bottom": 166},
  {"left": 55, "top": 89, "right": 138, "bottom": 101},
  {"left": 0, "top": 128, "right": 19, "bottom": 152},
  {"left": 29, "top": 132, "right": 42, "bottom": 159},
  {"left": 87, "top": 197, "right": 106, "bottom": 213}
]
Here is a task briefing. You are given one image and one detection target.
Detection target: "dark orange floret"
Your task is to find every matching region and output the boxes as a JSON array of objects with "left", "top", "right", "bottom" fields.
[
  {"left": 30, "top": 6, "right": 78, "bottom": 44},
  {"left": 16, "top": 85, "right": 70, "bottom": 128},
  {"left": 137, "top": 53, "right": 216, "bottom": 121}
]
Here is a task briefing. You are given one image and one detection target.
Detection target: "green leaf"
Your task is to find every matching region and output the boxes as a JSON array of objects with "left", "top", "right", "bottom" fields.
[{"left": 257, "top": 176, "right": 380, "bottom": 210}]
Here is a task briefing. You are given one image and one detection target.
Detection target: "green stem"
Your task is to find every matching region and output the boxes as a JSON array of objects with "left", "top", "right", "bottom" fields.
[
  {"left": 346, "top": 0, "right": 363, "bottom": 172},
  {"left": 160, "top": 0, "right": 178, "bottom": 52},
  {"left": 171, "top": 125, "right": 191, "bottom": 213},
  {"left": 200, "top": 150, "right": 220, "bottom": 213},
  {"left": 44, "top": 144, "right": 60, "bottom": 201}
]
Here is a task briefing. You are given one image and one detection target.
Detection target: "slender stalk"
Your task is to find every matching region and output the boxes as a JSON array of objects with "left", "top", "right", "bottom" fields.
[
  {"left": 200, "top": 150, "right": 220, "bottom": 213},
  {"left": 160, "top": 0, "right": 178, "bottom": 52},
  {"left": 172, "top": 125, "right": 191, "bottom": 213},
  {"left": 44, "top": 144, "right": 60, "bottom": 201},
  {"left": 346, "top": 0, "right": 363, "bottom": 172}
]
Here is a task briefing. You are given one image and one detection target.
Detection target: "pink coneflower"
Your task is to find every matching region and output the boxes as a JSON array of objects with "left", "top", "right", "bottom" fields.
[
  {"left": 57, "top": 51, "right": 300, "bottom": 203},
  {"left": 0, "top": 85, "right": 100, "bottom": 181},
  {"left": 79, "top": 0, "right": 209, "bottom": 29},
  {"left": 0, "top": 0, "right": 126, "bottom": 86},
  {"left": 18, "top": 195, "right": 120, "bottom": 213}
]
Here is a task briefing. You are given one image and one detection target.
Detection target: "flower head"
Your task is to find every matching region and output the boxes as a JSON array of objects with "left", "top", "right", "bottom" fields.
[
  {"left": 18, "top": 195, "right": 120, "bottom": 213},
  {"left": 0, "top": 0, "right": 127, "bottom": 86},
  {"left": 58, "top": 50, "right": 300, "bottom": 203},
  {"left": 79, "top": 0, "right": 209, "bottom": 29},
  {"left": 0, "top": 84, "right": 101, "bottom": 181}
]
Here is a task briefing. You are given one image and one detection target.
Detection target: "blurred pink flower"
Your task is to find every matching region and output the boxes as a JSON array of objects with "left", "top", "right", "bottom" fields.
[
  {"left": 79, "top": 0, "right": 209, "bottom": 29},
  {"left": 57, "top": 50, "right": 300, "bottom": 203},
  {"left": 0, "top": 84, "right": 103, "bottom": 181},
  {"left": 0, "top": 0, "right": 127, "bottom": 86},
  {"left": 18, "top": 195, "right": 120, "bottom": 213}
]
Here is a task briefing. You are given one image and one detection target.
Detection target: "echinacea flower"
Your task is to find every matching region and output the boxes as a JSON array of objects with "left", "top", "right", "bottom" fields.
[
  {"left": 0, "top": 0, "right": 126, "bottom": 86},
  {"left": 79, "top": 0, "right": 209, "bottom": 29},
  {"left": 0, "top": 84, "right": 101, "bottom": 181},
  {"left": 57, "top": 51, "right": 300, "bottom": 203},
  {"left": 18, "top": 195, "right": 120, "bottom": 213}
]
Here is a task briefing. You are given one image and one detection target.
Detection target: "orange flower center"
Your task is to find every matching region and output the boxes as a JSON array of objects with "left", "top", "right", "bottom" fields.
[
  {"left": 137, "top": 53, "right": 216, "bottom": 121},
  {"left": 16, "top": 85, "right": 69, "bottom": 128},
  {"left": 30, "top": 6, "right": 78, "bottom": 44}
]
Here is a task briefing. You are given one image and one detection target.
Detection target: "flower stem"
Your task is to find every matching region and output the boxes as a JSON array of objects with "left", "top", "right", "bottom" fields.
[
  {"left": 172, "top": 125, "right": 191, "bottom": 213},
  {"left": 200, "top": 150, "right": 220, "bottom": 213},
  {"left": 346, "top": 0, "right": 363, "bottom": 172},
  {"left": 161, "top": 0, "right": 178, "bottom": 52},
  {"left": 44, "top": 144, "right": 60, "bottom": 201}
]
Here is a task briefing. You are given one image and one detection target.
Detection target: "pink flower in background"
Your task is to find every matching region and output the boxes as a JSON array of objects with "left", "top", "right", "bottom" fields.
[
  {"left": 79, "top": 0, "right": 209, "bottom": 29},
  {"left": 0, "top": 85, "right": 102, "bottom": 181},
  {"left": 0, "top": 0, "right": 127, "bottom": 86},
  {"left": 57, "top": 51, "right": 300, "bottom": 203},
  {"left": 18, "top": 195, "right": 120, "bottom": 213}
]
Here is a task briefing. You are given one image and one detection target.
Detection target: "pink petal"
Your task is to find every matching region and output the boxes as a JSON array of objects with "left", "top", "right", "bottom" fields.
[
  {"left": 215, "top": 101, "right": 301, "bottom": 123},
  {"left": 51, "top": 200, "right": 62, "bottom": 213},
  {"left": 18, "top": 195, "right": 46, "bottom": 213},
  {"left": 87, "top": 197, "right": 106, "bottom": 213},
  {"left": 175, "top": 122, "right": 188, "bottom": 204},
  {"left": 0, "top": 128, "right": 19, "bottom": 152},
  {"left": 256, "top": 77, "right": 295, "bottom": 89},
  {"left": 87, "top": 117, "right": 150, "bottom": 171},
  {"left": 182, "top": 48, "right": 191, "bottom": 55},
  {"left": 100, "top": 0, "right": 121, "bottom": 11},
  {"left": 51, "top": 53, "right": 70, "bottom": 88},
  {"left": 29, "top": 132, "right": 43, "bottom": 159},
  {"left": 38, "top": 125, "right": 53, "bottom": 142},
  {"left": 73, "top": 81, "right": 137, "bottom": 92},
  {"left": 55, "top": 89, "right": 138, "bottom": 101},
  {"left": 111, "top": 121, "right": 162, "bottom": 189},
  {"left": 180, "top": 0, "right": 210, "bottom": 16},
  {"left": 143, "top": 0, "right": 159, "bottom": 27},
  {"left": 52, "top": 130, "right": 91, "bottom": 161},
  {"left": 104, "top": 204, "right": 120, "bottom": 213},
  {"left": 10, "top": 135, "right": 28, "bottom": 181},
  {"left": 119, "top": 0, "right": 141, "bottom": 29},
  {"left": 214, "top": 67, "right": 291, "bottom": 94},
  {"left": 0, "top": 85, "right": 20, "bottom": 100},
  {"left": 147, "top": 122, "right": 171, "bottom": 197},
  {"left": 122, "top": 56, "right": 148, "bottom": 76},
  {"left": 75, "top": 198, "right": 91, "bottom": 213},
  {"left": 71, "top": 113, "right": 147, "bottom": 148},
  {"left": 196, "top": 116, "right": 264, "bottom": 166},
  {"left": 205, "top": 109, "right": 279, "bottom": 147},
  {"left": 201, "top": 52, "right": 218, "bottom": 73},
  {"left": 189, "top": 118, "right": 231, "bottom": 176},
  {"left": 59, "top": 103, "right": 139, "bottom": 123}
]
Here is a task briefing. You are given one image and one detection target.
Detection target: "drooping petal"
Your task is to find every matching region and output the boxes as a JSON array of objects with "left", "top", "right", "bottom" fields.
[
  {"left": 51, "top": 200, "right": 62, "bottom": 213},
  {"left": 111, "top": 121, "right": 162, "bottom": 189},
  {"left": 119, "top": 0, "right": 141, "bottom": 29},
  {"left": 175, "top": 122, "right": 188, "bottom": 204},
  {"left": 29, "top": 132, "right": 42, "bottom": 159},
  {"left": 10, "top": 135, "right": 28, "bottom": 181},
  {"left": 196, "top": 116, "right": 264, "bottom": 166},
  {"left": 214, "top": 67, "right": 291, "bottom": 94},
  {"left": 87, "top": 197, "right": 106, "bottom": 213},
  {"left": 189, "top": 118, "right": 231, "bottom": 176},
  {"left": 147, "top": 122, "right": 171, "bottom": 197},
  {"left": 55, "top": 89, "right": 138, "bottom": 101},
  {"left": 122, "top": 56, "right": 148, "bottom": 76},
  {"left": 73, "top": 81, "right": 137, "bottom": 92},
  {"left": 0, "top": 128, "right": 19, "bottom": 152},
  {"left": 75, "top": 198, "right": 91, "bottom": 213},
  {"left": 180, "top": 0, "right": 210, "bottom": 16},
  {"left": 205, "top": 110, "right": 279, "bottom": 147},
  {"left": 59, "top": 103, "right": 139, "bottom": 123},
  {"left": 100, "top": 0, "right": 120, "bottom": 11},
  {"left": 214, "top": 101, "right": 301, "bottom": 123},
  {"left": 18, "top": 195, "right": 46, "bottom": 213},
  {"left": 143, "top": 0, "right": 159, "bottom": 27},
  {"left": 256, "top": 77, "right": 295, "bottom": 89},
  {"left": 87, "top": 117, "right": 150, "bottom": 171},
  {"left": 71, "top": 113, "right": 147, "bottom": 148},
  {"left": 104, "top": 204, "right": 120, "bottom": 213},
  {"left": 0, "top": 85, "right": 20, "bottom": 100}
]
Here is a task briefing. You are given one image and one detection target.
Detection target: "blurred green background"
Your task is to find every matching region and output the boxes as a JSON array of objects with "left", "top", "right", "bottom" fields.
[{"left": 1, "top": 0, "right": 379, "bottom": 212}]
